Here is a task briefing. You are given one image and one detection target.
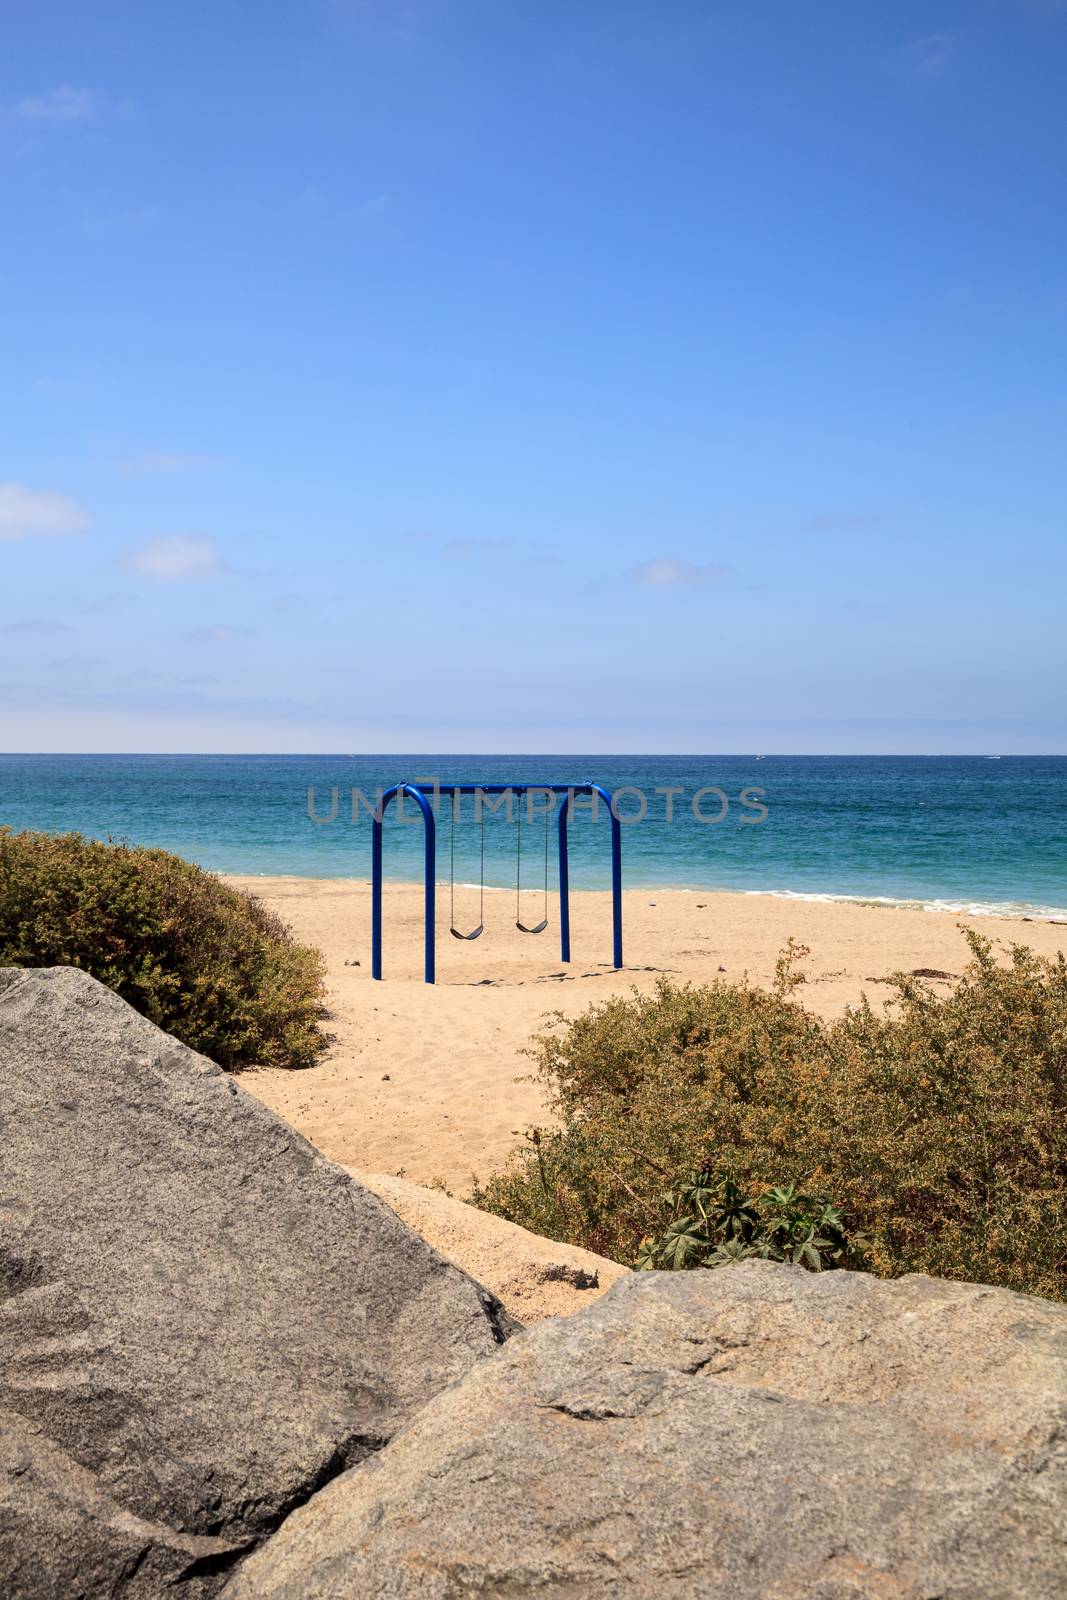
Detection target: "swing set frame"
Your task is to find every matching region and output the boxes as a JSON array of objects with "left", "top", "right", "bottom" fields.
[{"left": 371, "top": 782, "right": 622, "bottom": 984}]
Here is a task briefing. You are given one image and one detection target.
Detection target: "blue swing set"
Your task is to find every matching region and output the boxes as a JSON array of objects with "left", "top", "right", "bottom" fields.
[{"left": 371, "top": 782, "right": 623, "bottom": 984}]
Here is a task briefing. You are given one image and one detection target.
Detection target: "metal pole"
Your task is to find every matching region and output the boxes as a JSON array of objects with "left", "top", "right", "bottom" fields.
[
  {"left": 371, "top": 785, "right": 391, "bottom": 981},
  {"left": 590, "top": 784, "right": 623, "bottom": 970},
  {"left": 372, "top": 783, "right": 436, "bottom": 983},
  {"left": 418, "top": 786, "right": 436, "bottom": 984},
  {"left": 557, "top": 789, "right": 571, "bottom": 963},
  {"left": 610, "top": 807, "right": 623, "bottom": 969}
]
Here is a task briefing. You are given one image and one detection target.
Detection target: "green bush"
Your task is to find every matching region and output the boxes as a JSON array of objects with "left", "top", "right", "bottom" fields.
[
  {"left": 473, "top": 931, "right": 1067, "bottom": 1302},
  {"left": 0, "top": 828, "right": 327, "bottom": 1069}
]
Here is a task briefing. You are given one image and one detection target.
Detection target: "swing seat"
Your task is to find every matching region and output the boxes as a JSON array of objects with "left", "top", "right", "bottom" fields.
[
  {"left": 515, "top": 916, "right": 548, "bottom": 934},
  {"left": 450, "top": 922, "right": 485, "bottom": 940}
]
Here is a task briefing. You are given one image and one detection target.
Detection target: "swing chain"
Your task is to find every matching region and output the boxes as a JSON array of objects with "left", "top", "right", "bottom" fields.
[
  {"left": 516, "top": 788, "right": 550, "bottom": 934},
  {"left": 450, "top": 788, "right": 485, "bottom": 940}
]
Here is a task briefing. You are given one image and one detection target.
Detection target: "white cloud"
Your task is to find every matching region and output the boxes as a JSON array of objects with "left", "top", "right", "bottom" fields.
[
  {"left": 632, "top": 558, "right": 732, "bottom": 589},
  {"left": 0, "top": 483, "right": 89, "bottom": 541},
  {"left": 123, "top": 534, "right": 225, "bottom": 581},
  {"left": 186, "top": 624, "right": 254, "bottom": 642},
  {"left": 46, "top": 654, "right": 105, "bottom": 672},
  {"left": 79, "top": 590, "right": 133, "bottom": 614},
  {"left": 15, "top": 86, "right": 104, "bottom": 122},
  {"left": 118, "top": 451, "right": 218, "bottom": 475},
  {"left": 354, "top": 194, "right": 390, "bottom": 220},
  {"left": 2, "top": 619, "right": 74, "bottom": 636},
  {"left": 908, "top": 34, "right": 954, "bottom": 77},
  {"left": 328, "top": 0, "right": 427, "bottom": 49},
  {"left": 440, "top": 537, "right": 514, "bottom": 560},
  {"left": 801, "top": 512, "right": 885, "bottom": 533}
]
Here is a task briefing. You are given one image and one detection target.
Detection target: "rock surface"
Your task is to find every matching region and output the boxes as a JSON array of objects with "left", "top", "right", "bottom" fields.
[
  {"left": 223, "top": 1261, "right": 1067, "bottom": 1600},
  {"left": 351, "top": 1170, "right": 629, "bottom": 1323},
  {"left": 0, "top": 967, "right": 512, "bottom": 1598},
  {"left": 0, "top": 1408, "right": 234, "bottom": 1599}
]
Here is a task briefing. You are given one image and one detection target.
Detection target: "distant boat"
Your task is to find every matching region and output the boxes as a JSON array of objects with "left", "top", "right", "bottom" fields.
[{"left": 987, "top": 755, "right": 1001, "bottom": 760}]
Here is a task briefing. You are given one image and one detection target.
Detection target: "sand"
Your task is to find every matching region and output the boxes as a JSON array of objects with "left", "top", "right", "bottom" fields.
[
  {"left": 229, "top": 876, "right": 1067, "bottom": 1194},
  {"left": 350, "top": 1169, "right": 629, "bottom": 1323}
]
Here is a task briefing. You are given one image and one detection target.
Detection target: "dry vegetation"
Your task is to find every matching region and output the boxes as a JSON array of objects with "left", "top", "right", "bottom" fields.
[{"left": 474, "top": 931, "right": 1067, "bottom": 1302}]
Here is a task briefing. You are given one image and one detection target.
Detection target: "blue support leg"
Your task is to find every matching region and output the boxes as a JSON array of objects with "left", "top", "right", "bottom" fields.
[
  {"left": 372, "top": 783, "right": 436, "bottom": 983},
  {"left": 419, "top": 788, "right": 436, "bottom": 984},
  {"left": 557, "top": 793, "right": 571, "bottom": 963},
  {"left": 371, "top": 804, "right": 384, "bottom": 980},
  {"left": 610, "top": 809, "right": 623, "bottom": 969},
  {"left": 589, "top": 784, "right": 623, "bottom": 970}
]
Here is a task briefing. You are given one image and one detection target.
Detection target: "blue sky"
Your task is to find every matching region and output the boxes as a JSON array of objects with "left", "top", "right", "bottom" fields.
[{"left": 2, "top": 0, "right": 1065, "bottom": 753}]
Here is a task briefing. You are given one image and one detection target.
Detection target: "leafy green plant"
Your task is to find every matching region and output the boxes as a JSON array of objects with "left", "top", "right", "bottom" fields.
[
  {"left": 472, "top": 931, "right": 1067, "bottom": 1302},
  {"left": 0, "top": 828, "right": 327, "bottom": 1069},
  {"left": 634, "top": 1170, "right": 860, "bottom": 1272}
]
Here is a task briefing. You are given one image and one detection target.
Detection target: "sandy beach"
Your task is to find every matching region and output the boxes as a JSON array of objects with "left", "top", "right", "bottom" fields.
[{"left": 229, "top": 876, "right": 1067, "bottom": 1193}]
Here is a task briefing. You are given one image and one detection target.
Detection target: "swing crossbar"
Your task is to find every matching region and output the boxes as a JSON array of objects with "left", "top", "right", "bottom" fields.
[{"left": 371, "top": 782, "right": 622, "bottom": 984}]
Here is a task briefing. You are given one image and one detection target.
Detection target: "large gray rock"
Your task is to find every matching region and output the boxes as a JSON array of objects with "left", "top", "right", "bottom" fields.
[
  {"left": 0, "top": 967, "right": 511, "bottom": 1598},
  {"left": 224, "top": 1261, "right": 1067, "bottom": 1599},
  {"left": 1, "top": 1407, "right": 234, "bottom": 1598}
]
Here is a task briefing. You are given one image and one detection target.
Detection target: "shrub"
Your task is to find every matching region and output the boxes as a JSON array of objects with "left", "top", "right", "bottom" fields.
[
  {"left": 472, "top": 931, "right": 1067, "bottom": 1302},
  {"left": 0, "top": 828, "right": 327, "bottom": 1069}
]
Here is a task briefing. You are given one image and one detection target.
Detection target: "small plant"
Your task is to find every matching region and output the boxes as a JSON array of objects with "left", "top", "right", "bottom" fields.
[{"left": 634, "top": 1168, "right": 860, "bottom": 1272}]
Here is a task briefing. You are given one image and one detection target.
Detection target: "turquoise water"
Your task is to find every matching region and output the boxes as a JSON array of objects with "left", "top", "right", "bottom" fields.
[{"left": 1, "top": 755, "right": 1065, "bottom": 918}]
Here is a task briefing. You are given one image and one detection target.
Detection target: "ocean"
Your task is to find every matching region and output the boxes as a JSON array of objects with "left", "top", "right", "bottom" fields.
[{"left": 1, "top": 754, "right": 1065, "bottom": 919}]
